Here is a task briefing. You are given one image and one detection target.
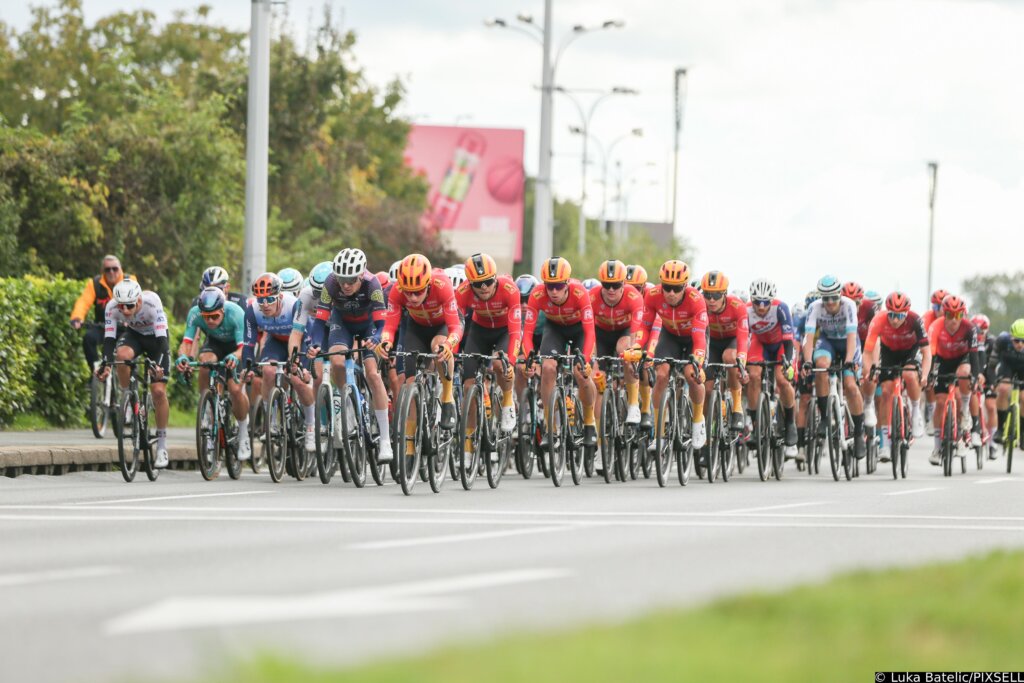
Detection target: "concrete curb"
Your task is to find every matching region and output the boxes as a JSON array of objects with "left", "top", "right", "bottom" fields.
[{"left": 1, "top": 444, "right": 197, "bottom": 477}]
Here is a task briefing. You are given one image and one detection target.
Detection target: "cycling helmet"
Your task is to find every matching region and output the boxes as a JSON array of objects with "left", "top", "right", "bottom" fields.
[
  {"left": 388, "top": 260, "right": 402, "bottom": 282},
  {"left": 201, "top": 266, "right": 230, "bottom": 290},
  {"left": 731, "top": 288, "right": 749, "bottom": 303},
  {"left": 465, "top": 253, "right": 498, "bottom": 283},
  {"left": 930, "top": 288, "right": 950, "bottom": 306},
  {"left": 792, "top": 302, "right": 805, "bottom": 317},
  {"left": 817, "top": 275, "right": 841, "bottom": 298},
  {"left": 582, "top": 278, "right": 600, "bottom": 291},
  {"left": 252, "top": 273, "right": 282, "bottom": 298},
  {"left": 113, "top": 278, "right": 142, "bottom": 305},
  {"left": 449, "top": 263, "right": 467, "bottom": 274},
  {"left": 842, "top": 281, "right": 864, "bottom": 302},
  {"left": 701, "top": 270, "right": 729, "bottom": 293},
  {"left": 750, "top": 278, "right": 777, "bottom": 301},
  {"left": 198, "top": 287, "right": 226, "bottom": 313},
  {"left": 865, "top": 290, "right": 882, "bottom": 305},
  {"left": 445, "top": 267, "right": 467, "bottom": 290},
  {"left": 375, "top": 271, "right": 389, "bottom": 289},
  {"left": 971, "top": 314, "right": 990, "bottom": 332},
  {"left": 308, "top": 261, "right": 332, "bottom": 294},
  {"left": 397, "top": 254, "right": 432, "bottom": 292},
  {"left": 659, "top": 260, "right": 690, "bottom": 286},
  {"left": 598, "top": 260, "right": 627, "bottom": 284},
  {"left": 516, "top": 274, "right": 539, "bottom": 302},
  {"left": 333, "top": 248, "right": 367, "bottom": 278},
  {"left": 1011, "top": 319, "right": 1024, "bottom": 340},
  {"left": 805, "top": 290, "right": 821, "bottom": 307},
  {"left": 941, "top": 294, "right": 966, "bottom": 316},
  {"left": 540, "top": 257, "right": 572, "bottom": 284},
  {"left": 277, "top": 267, "right": 303, "bottom": 295},
  {"left": 885, "top": 291, "right": 911, "bottom": 314},
  {"left": 625, "top": 264, "right": 648, "bottom": 288}
]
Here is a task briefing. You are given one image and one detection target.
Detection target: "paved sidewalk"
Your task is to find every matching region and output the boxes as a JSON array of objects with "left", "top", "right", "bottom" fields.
[{"left": 0, "top": 428, "right": 195, "bottom": 475}]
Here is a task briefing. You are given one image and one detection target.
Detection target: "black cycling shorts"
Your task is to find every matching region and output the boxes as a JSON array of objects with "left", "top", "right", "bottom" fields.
[
  {"left": 595, "top": 326, "right": 629, "bottom": 366},
  {"left": 934, "top": 355, "right": 969, "bottom": 394},
  {"left": 461, "top": 324, "right": 510, "bottom": 381},
  {"left": 653, "top": 330, "right": 694, "bottom": 363},
  {"left": 539, "top": 322, "right": 585, "bottom": 359},
  {"left": 878, "top": 345, "right": 920, "bottom": 382},
  {"left": 707, "top": 336, "right": 737, "bottom": 365},
  {"left": 115, "top": 329, "right": 171, "bottom": 382}
]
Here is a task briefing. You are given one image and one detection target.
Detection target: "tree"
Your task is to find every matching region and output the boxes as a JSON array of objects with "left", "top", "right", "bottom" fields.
[{"left": 961, "top": 271, "right": 1024, "bottom": 334}]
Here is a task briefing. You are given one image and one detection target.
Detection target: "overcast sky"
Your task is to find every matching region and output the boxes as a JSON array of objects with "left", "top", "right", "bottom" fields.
[{"left": 6, "top": 0, "right": 1023, "bottom": 306}]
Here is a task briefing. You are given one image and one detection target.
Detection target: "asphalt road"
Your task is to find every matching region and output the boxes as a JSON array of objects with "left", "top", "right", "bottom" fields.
[{"left": 1, "top": 439, "right": 1022, "bottom": 683}]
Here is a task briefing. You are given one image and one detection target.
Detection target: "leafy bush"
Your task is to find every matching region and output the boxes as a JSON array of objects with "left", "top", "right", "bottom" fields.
[{"left": 0, "top": 278, "right": 40, "bottom": 426}]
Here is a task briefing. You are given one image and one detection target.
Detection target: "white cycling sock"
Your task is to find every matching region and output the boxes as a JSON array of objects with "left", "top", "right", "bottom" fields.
[
  {"left": 375, "top": 410, "right": 390, "bottom": 442},
  {"left": 156, "top": 429, "right": 167, "bottom": 450},
  {"left": 238, "top": 417, "right": 249, "bottom": 437},
  {"left": 303, "top": 404, "right": 314, "bottom": 426}
]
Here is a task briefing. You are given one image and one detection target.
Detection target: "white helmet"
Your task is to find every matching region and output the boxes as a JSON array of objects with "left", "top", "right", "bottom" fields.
[
  {"left": 277, "top": 267, "right": 303, "bottom": 294},
  {"left": 201, "top": 266, "right": 230, "bottom": 290},
  {"left": 113, "top": 278, "right": 142, "bottom": 305},
  {"left": 730, "top": 288, "right": 750, "bottom": 303},
  {"left": 388, "top": 260, "right": 402, "bottom": 282},
  {"left": 445, "top": 267, "right": 467, "bottom": 290},
  {"left": 749, "top": 278, "right": 777, "bottom": 301},
  {"left": 333, "top": 248, "right": 367, "bottom": 278}
]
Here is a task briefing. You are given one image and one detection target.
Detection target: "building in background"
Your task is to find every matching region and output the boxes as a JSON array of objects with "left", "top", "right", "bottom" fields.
[{"left": 404, "top": 125, "right": 525, "bottom": 273}]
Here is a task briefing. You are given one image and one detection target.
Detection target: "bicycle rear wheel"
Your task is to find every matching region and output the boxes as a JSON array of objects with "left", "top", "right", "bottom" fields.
[
  {"left": 266, "top": 389, "right": 287, "bottom": 483},
  {"left": 516, "top": 386, "right": 536, "bottom": 480},
  {"left": 89, "top": 376, "right": 108, "bottom": 438},
  {"left": 1006, "top": 404, "right": 1018, "bottom": 474},
  {"left": 340, "top": 385, "right": 367, "bottom": 488},
  {"left": 249, "top": 398, "right": 266, "bottom": 474},
  {"left": 771, "top": 398, "right": 786, "bottom": 481},
  {"left": 806, "top": 401, "right": 819, "bottom": 476},
  {"left": 840, "top": 402, "right": 854, "bottom": 481},
  {"left": 568, "top": 393, "right": 585, "bottom": 486},
  {"left": 705, "top": 389, "right": 721, "bottom": 484},
  {"left": 485, "top": 385, "right": 508, "bottom": 489},
  {"left": 196, "top": 390, "right": 219, "bottom": 481},
  {"left": 142, "top": 393, "right": 159, "bottom": 482},
  {"left": 117, "top": 391, "right": 139, "bottom": 482},
  {"left": 827, "top": 399, "right": 841, "bottom": 482},
  {"left": 223, "top": 396, "right": 242, "bottom": 481},
  {"left": 395, "top": 383, "right": 423, "bottom": 495}
]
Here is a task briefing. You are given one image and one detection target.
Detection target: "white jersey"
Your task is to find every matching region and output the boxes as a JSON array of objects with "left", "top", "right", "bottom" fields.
[
  {"left": 293, "top": 285, "right": 318, "bottom": 331},
  {"left": 803, "top": 296, "right": 858, "bottom": 341},
  {"left": 104, "top": 291, "right": 168, "bottom": 339}
]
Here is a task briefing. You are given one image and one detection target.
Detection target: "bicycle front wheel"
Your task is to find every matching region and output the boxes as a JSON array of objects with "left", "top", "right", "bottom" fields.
[
  {"left": 395, "top": 383, "right": 423, "bottom": 495},
  {"left": 89, "top": 376, "right": 108, "bottom": 438},
  {"left": 705, "top": 390, "right": 721, "bottom": 484},
  {"left": 1006, "top": 403, "right": 1018, "bottom": 474},
  {"left": 117, "top": 391, "right": 139, "bottom": 482},
  {"left": 314, "top": 383, "right": 337, "bottom": 484},
  {"left": 196, "top": 390, "right": 220, "bottom": 481},
  {"left": 547, "top": 388, "right": 567, "bottom": 487},
  {"left": 676, "top": 392, "right": 693, "bottom": 486},
  {"left": 599, "top": 388, "right": 617, "bottom": 484},
  {"left": 340, "top": 385, "right": 367, "bottom": 488},
  {"left": 941, "top": 403, "right": 955, "bottom": 477},
  {"left": 485, "top": 385, "right": 508, "bottom": 489},
  {"left": 654, "top": 387, "right": 674, "bottom": 487},
  {"left": 266, "top": 390, "right": 288, "bottom": 483}
]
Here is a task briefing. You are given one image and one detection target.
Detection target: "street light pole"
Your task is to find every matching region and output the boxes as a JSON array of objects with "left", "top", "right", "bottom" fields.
[
  {"left": 927, "top": 161, "right": 938, "bottom": 302},
  {"left": 671, "top": 67, "right": 688, "bottom": 234},
  {"left": 242, "top": 0, "right": 271, "bottom": 290},
  {"left": 601, "top": 128, "right": 642, "bottom": 234}
]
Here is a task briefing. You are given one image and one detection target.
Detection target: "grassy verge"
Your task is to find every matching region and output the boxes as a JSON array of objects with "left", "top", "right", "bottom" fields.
[
  {"left": 192, "top": 550, "right": 1024, "bottom": 683},
  {"left": 6, "top": 407, "right": 193, "bottom": 431}
]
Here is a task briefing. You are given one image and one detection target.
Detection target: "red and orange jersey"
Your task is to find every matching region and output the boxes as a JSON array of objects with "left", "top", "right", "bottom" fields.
[
  {"left": 522, "top": 279, "right": 595, "bottom": 360},
  {"left": 928, "top": 317, "right": 978, "bottom": 360},
  {"left": 381, "top": 268, "right": 463, "bottom": 345},
  {"left": 637, "top": 285, "right": 708, "bottom": 357},
  {"left": 589, "top": 285, "right": 644, "bottom": 334},
  {"left": 455, "top": 275, "right": 522, "bottom": 358},
  {"left": 864, "top": 310, "right": 928, "bottom": 353},
  {"left": 707, "top": 294, "right": 749, "bottom": 358}
]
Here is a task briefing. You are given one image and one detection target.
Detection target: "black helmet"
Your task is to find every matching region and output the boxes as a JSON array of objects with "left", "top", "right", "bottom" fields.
[{"left": 198, "top": 287, "right": 226, "bottom": 313}]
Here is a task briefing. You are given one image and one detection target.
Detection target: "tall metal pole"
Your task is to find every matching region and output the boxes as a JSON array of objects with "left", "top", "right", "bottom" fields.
[
  {"left": 577, "top": 132, "right": 588, "bottom": 255},
  {"left": 243, "top": 0, "right": 271, "bottom": 290},
  {"left": 532, "top": 0, "right": 555, "bottom": 273},
  {"left": 671, "top": 67, "right": 688, "bottom": 233},
  {"left": 927, "top": 161, "right": 938, "bottom": 301}
]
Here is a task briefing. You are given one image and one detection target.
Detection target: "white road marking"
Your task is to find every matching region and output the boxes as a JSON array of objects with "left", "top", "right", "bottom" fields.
[
  {"left": 975, "top": 478, "right": 1015, "bottom": 485},
  {"left": 104, "top": 567, "right": 573, "bottom": 634},
  {"left": 0, "top": 565, "right": 123, "bottom": 588},
  {"left": 884, "top": 487, "right": 942, "bottom": 496},
  {"left": 350, "top": 524, "right": 584, "bottom": 550},
  {"left": 74, "top": 490, "right": 275, "bottom": 506},
  {"left": 713, "top": 502, "right": 827, "bottom": 514}
]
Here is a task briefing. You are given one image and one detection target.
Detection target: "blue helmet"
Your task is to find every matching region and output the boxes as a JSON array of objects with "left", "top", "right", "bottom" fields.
[
  {"left": 308, "top": 261, "right": 332, "bottom": 293},
  {"left": 816, "top": 275, "right": 841, "bottom": 298},
  {"left": 515, "top": 274, "right": 540, "bottom": 302},
  {"left": 197, "top": 287, "right": 226, "bottom": 313},
  {"left": 865, "top": 289, "right": 882, "bottom": 305},
  {"left": 277, "top": 268, "right": 303, "bottom": 295},
  {"left": 582, "top": 278, "right": 600, "bottom": 291}
]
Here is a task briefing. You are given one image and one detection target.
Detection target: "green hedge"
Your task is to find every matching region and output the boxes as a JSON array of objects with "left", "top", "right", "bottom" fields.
[{"left": 0, "top": 276, "right": 194, "bottom": 428}]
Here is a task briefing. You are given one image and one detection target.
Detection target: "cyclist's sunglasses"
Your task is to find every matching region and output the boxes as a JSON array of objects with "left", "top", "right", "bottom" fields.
[
  {"left": 338, "top": 275, "right": 359, "bottom": 285},
  {"left": 201, "top": 311, "right": 223, "bottom": 321},
  {"left": 752, "top": 298, "right": 772, "bottom": 307},
  {"left": 545, "top": 282, "right": 567, "bottom": 292},
  {"left": 117, "top": 301, "right": 137, "bottom": 311},
  {"left": 944, "top": 311, "right": 963, "bottom": 320},
  {"left": 256, "top": 295, "right": 279, "bottom": 306},
  {"left": 471, "top": 277, "right": 496, "bottom": 290},
  {"left": 104, "top": 266, "right": 121, "bottom": 273},
  {"left": 662, "top": 284, "right": 685, "bottom": 294},
  {"left": 822, "top": 295, "right": 841, "bottom": 304},
  {"left": 603, "top": 282, "right": 623, "bottom": 291},
  {"left": 887, "top": 311, "right": 907, "bottom": 321},
  {"left": 703, "top": 291, "right": 725, "bottom": 301},
  {"left": 405, "top": 287, "right": 429, "bottom": 298},
  {"left": 1012, "top": 338, "right": 1024, "bottom": 346}
]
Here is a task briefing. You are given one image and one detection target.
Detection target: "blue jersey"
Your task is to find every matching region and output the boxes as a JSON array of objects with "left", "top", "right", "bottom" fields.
[
  {"left": 310, "top": 272, "right": 386, "bottom": 347},
  {"left": 242, "top": 293, "right": 301, "bottom": 364}
]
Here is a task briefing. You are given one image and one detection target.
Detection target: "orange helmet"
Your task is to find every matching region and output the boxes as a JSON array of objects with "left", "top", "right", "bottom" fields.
[
  {"left": 540, "top": 257, "right": 572, "bottom": 284},
  {"left": 625, "top": 264, "right": 648, "bottom": 287},
  {"left": 885, "top": 291, "right": 911, "bottom": 313},
  {"left": 397, "top": 254, "right": 432, "bottom": 292},
  {"left": 930, "top": 288, "right": 950, "bottom": 306},
  {"left": 659, "top": 260, "right": 690, "bottom": 286},
  {"left": 842, "top": 281, "right": 864, "bottom": 301},
  {"left": 251, "top": 273, "right": 282, "bottom": 298},
  {"left": 942, "top": 294, "right": 966, "bottom": 316},
  {"left": 700, "top": 270, "right": 729, "bottom": 294},
  {"left": 465, "top": 253, "right": 498, "bottom": 283},
  {"left": 598, "top": 260, "right": 627, "bottom": 284}
]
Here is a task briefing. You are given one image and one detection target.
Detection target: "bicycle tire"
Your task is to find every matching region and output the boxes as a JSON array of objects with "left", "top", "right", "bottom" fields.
[
  {"left": 840, "top": 401, "right": 853, "bottom": 481},
  {"left": 314, "top": 383, "right": 337, "bottom": 484},
  {"left": 705, "top": 389, "right": 720, "bottom": 484},
  {"left": 890, "top": 395, "right": 902, "bottom": 480},
  {"left": 755, "top": 394, "right": 771, "bottom": 481},
  {"left": 288, "top": 390, "right": 309, "bottom": 481},
  {"left": 516, "top": 386, "right": 536, "bottom": 480},
  {"left": 547, "top": 387, "right": 567, "bottom": 487},
  {"left": 720, "top": 395, "right": 733, "bottom": 483},
  {"left": 567, "top": 392, "right": 585, "bottom": 486},
  {"left": 1005, "top": 403, "right": 1017, "bottom": 474},
  {"left": 117, "top": 391, "right": 139, "bottom": 483},
  {"left": 341, "top": 385, "right": 367, "bottom": 488},
  {"left": 942, "top": 402, "right": 955, "bottom": 477},
  {"left": 196, "top": 390, "right": 219, "bottom": 480},
  {"left": 599, "top": 389, "right": 617, "bottom": 484},
  {"left": 485, "top": 384, "right": 508, "bottom": 489},
  {"left": 89, "top": 376, "right": 107, "bottom": 438},
  {"left": 223, "top": 394, "right": 242, "bottom": 481},
  {"left": 459, "top": 383, "right": 483, "bottom": 490},
  {"left": 826, "top": 398, "right": 841, "bottom": 481},
  {"left": 395, "top": 382, "right": 422, "bottom": 495},
  {"left": 676, "top": 391, "right": 693, "bottom": 486},
  {"left": 249, "top": 399, "right": 266, "bottom": 474},
  {"left": 266, "top": 389, "right": 287, "bottom": 483},
  {"left": 141, "top": 393, "right": 159, "bottom": 481},
  {"left": 655, "top": 386, "right": 674, "bottom": 487}
]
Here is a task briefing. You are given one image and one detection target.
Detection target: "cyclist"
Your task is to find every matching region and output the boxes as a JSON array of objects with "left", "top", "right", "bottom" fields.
[
  {"left": 801, "top": 275, "right": 867, "bottom": 460},
  {"left": 176, "top": 288, "right": 251, "bottom": 461},
  {"left": 583, "top": 278, "right": 600, "bottom": 291},
  {"left": 70, "top": 255, "right": 137, "bottom": 371},
  {"left": 702, "top": 270, "right": 749, "bottom": 432},
  {"left": 926, "top": 294, "right": 982, "bottom": 464},
  {"left": 974, "top": 313, "right": 998, "bottom": 452},
  {"left": 921, "top": 288, "right": 949, "bottom": 428},
  {"left": 454, "top": 252, "right": 521, "bottom": 433},
  {"left": 188, "top": 266, "right": 248, "bottom": 309},
  {"left": 95, "top": 279, "right": 171, "bottom": 467},
  {"left": 633, "top": 260, "right": 708, "bottom": 449},
  {"left": 514, "top": 274, "right": 542, "bottom": 398},
  {"left": 625, "top": 265, "right": 647, "bottom": 292},
  {"left": 746, "top": 278, "right": 798, "bottom": 457},
  {"left": 993, "top": 319, "right": 1024, "bottom": 444},
  {"left": 278, "top": 267, "right": 304, "bottom": 297},
  {"left": 521, "top": 257, "right": 598, "bottom": 448},
  {"left": 377, "top": 254, "right": 463, "bottom": 431},
  {"left": 446, "top": 267, "right": 468, "bottom": 292},
  {"left": 291, "top": 261, "right": 332, "bottom": 393},
  {"left": 591, "top": 260, "right": 645, "bottom": 424},
  {"left": 241, "top": 273, "right": 317, "bottom": 453},
  {"left": 862, "top": 292, "right": 930, "bottom": 455},
  {"left": 307, "top": 248, "right": 393, "bottom": 462}
]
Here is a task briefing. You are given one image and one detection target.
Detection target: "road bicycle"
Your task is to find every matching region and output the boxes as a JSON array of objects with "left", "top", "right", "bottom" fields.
[
  {"left": 187, "top": 360, "right": 244, "bottom": 481},
  {"left": 652, "top": 357, "right": 697, "bottom": 487},
  {"left": 808, "top": 364, "right": 859, "bottom": 482},
  {"left": 931, "top": 372, "right": 973, "bottom": 477},
  {"left": 109, "top": 357, "right": 161, "bottom": 483},
  {"left": 870, "top": 362, "right": 919, "bottom": 480},
  {"left": 748, "top": 360, "right": 787, "bottom": 482},
  {"left": 393, "top": 351, "right": 458, "bottom": 495},
  {"left": 458, "top": 351, "right": 514, "bottom": 489},
  {"left": 1001, "top": 377, "right": 1023, "bottom": 473},
  {"left": 86, "top": 324, "right": 120, "bottom": 439},
  {"left": 534, "top": 347, "right": 590, "bottom": 487},
  {"left": 256, "top": 350, "right": 309, "bottom": 483}
]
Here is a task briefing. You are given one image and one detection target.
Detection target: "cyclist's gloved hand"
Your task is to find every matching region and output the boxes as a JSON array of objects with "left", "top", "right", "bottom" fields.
[
  {"left": 70, "top": 318, "right": 83, "bottom": 330},
  {"left": 223, "top": 353, "right": 238, "bottom": 371},
  {"left": 375, "top": 340, "right": 392, "bottom": 360},
  {"left": 801, "top": 361, "right": 813, "bottom": 378},
  {"left": 782, "top": 363, "right": 795, "bottom": 382},
  {"left": 435, "top": 341, "right": 454, "bottom": 363},
  {"left": 623, "top": 344, "right": 644, "bottom": 363},
  {"left": 175, "top": 354, "right": 191, "bottom": 372},
  {"left": 306, "top": 344, "right": 320, "bottom": 360},
  {"left": 502, "top": 359, "right": 515, "bottom": 382}
]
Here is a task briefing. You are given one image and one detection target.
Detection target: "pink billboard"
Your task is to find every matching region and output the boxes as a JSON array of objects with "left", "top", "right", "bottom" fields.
[{"left": 404, "top": 125, "right": 525, "bottom": 261}]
